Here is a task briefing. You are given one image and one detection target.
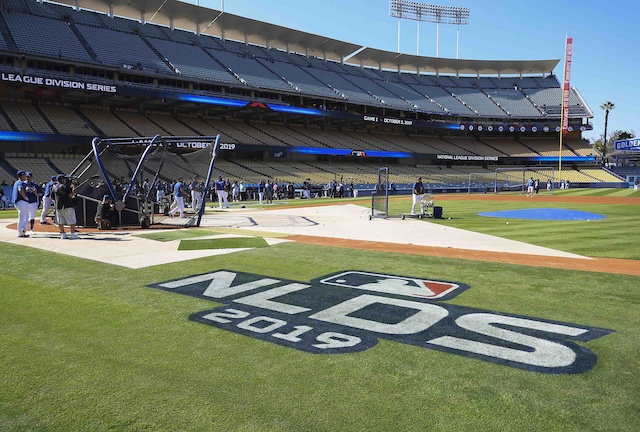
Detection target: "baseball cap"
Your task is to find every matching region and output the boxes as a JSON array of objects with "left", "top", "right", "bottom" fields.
[
  {"left": 51, "top": 175, "right": 57, "bottom": 181},
  {"left": 26, "top": 172, "right": 32, "bottom": 177},
  {"left": 16, "top": 170, "right": 25, "bottom": 178},
  {"left": 57, "top": 174, "right": 68, "bottom": 182},
  {"left": 177, "top": 176, "right": 183, "bottom": 180}
]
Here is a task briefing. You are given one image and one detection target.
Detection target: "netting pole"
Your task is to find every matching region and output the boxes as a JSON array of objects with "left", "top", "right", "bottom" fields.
[
  {"left": 196, "top": 135, "right": 221, "bottom": 227},
  {"left": 123, "top": 134, "right": 161, "bottom": 201},
  {"left": 91, "top": 137, "right": 118, "bottom": 200}
]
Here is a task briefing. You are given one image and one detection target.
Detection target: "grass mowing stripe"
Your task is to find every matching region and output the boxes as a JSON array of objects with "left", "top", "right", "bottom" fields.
[
  {"left": 178, "top": 237, "right": 268, "bottom": 250},
  {"left": 134, "top": 229, "right": 223, "bottom": 242}
]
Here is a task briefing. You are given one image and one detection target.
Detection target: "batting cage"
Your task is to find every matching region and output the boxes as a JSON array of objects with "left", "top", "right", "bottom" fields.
[
  {"left": 370, "top": 167, "right": 389, "bottom": 220},
  {"left": 67, "top": 135, "right": 221, "bottom": 228},
  {"left": 468, "top": 166, "right": 556, "bottom": 194}
]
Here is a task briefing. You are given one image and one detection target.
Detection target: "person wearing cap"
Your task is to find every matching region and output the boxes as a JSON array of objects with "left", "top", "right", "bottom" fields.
[
  {"left": 239, "top": 180, "right": 246, "bottom": 202},
  {"left": 40, "top": 175, "right": 58, "bottom": 224},
  {"left": 257, "top": 180, "right": 265, "bottom": 205},
  {"left": 155, "top": 179, "right": 166, "bottom": 204},
  {"left": 24, "top": 172, "right": 42, "bottom": 236},
  {"left": 95, "top": 194, "right": 115, "bottom": 230},
  {"left": 168, "top": 176, "right": 188, "bottom": 218},
  {"left": 53, "top": 175, "right": 79, "bottom": 239},
  {"left": 411, "top": 176, "right": 425, "bottom": 216},
  {"left": 265, "top": 179, "right": 273, "bottom": 204},
  {"left": 215, "top": 174, "right": 229, "bottom": 209},
  {"left": 303, "top": 180, "right": 311, "bottom": 200},
  {"left": 189, "top": 175, "right": 203, "bottom": 212},
  {"left": 12, "top": 170, "right": 30, "bottom": 237}
]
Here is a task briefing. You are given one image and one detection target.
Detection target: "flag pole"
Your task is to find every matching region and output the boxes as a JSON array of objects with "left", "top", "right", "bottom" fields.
[{"left": 559, "top": 35, "right": 573, "bottom": 183}]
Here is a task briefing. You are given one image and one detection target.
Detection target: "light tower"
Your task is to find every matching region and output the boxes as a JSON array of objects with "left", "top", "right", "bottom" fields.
[{"left": 389, "top": 1, "right": 470, "bottom": 58}]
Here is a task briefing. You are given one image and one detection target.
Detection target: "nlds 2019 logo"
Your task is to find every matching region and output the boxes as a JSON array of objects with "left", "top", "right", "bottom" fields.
[{"left": 149, "top": 270, "right": 612, "bottom": 374}]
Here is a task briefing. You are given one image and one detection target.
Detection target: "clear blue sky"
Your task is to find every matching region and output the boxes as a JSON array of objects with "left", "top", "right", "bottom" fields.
[{"left": 188, "top": 0, "right": 638, "bottom": 143}]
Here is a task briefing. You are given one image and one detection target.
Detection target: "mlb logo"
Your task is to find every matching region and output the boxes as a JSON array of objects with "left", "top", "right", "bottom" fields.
[{"left": 319, "top": 271, "right": 466, "bottom": 300}]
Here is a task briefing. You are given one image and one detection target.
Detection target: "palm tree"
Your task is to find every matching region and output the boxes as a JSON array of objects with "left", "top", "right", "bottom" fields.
[{"left": 600, "top": 101, "right": 615, "bottom": 163}]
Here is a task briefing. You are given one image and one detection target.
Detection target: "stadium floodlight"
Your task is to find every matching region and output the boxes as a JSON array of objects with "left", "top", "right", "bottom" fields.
[{"left": 389, "top": 0, "right": 470, "bottom": 58}]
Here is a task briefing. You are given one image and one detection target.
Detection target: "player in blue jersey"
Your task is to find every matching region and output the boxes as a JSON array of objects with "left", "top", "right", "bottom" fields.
[
  {"left": 215, "top": 175, "right": 229, "bottom": 209},
  {"left": 411, "top": 176, "right": 425, "bottom": 215},
  {"left": 24, "top": 172, "right": 42, "bottom": 236},
  {"left": 257, "top": 180, "right": 265, "bottom": 204},
  {"left": 155, "top": 179, "right": 165, "bottom": 204},
  {"left": 526, "top": 177, "right": 535, "bottom": 197},
  {"left": 168, "top": 176, "right": 188, "bottom": 218}
]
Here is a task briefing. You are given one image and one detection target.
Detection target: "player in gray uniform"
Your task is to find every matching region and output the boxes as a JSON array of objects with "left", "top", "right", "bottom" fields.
[
  {"left": 189, "top": 175, "right": 203, "bottom": 212},
  {"left": 12, "top": 170, "right": 29, "bottom": 237}
]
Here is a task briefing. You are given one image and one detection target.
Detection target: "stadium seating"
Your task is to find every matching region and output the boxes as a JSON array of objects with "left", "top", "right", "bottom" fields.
[
  {"left": 441, "top": 137, "right": 499, "bottom": 156},
  {"left": 38, "top": 105, "right": 94, "bottom": 136},
  {"left": 3, "top": 12, "right": 93, "bottom": 62},
  {"left": 481, "top": 138, "right": 538, "bottom": 157},
  {"left": 0, "top": 1, "right": 612, "bottom": 192},
  {"left": 147, "top": 38, "right": 238, "bottom": 85},
  {"left": 564, "top": 138, "right": 595, "bottom": 156},
  {"left": 408, "top": 84, "right": 470, "bottom": 115},
  {"left": 208, "top": 49, "right": 294, "bottom": 92},
  {"left": 2, "top": 101, "right": 53, "bottom": 134},
  {"left": 576, "top": 168, "right": 623, "bottom": 182},
  {"left": 483, "top": 89, "right": 542, "bottom": 117},
  {"left": 81, "top": 108, "right": 137, "bottom": 138},
  {"left": 144, "top": 112, "right": 199, "bottom": 137},
  {"left": 517, "top": 138, "right": 576, "bottom": 157},
  {"left": 446, "top": 87, "right": 505, "bottom": 116},
  {"left": 0, "top": 1, "right": 593, "bottom": 120},
  {"left": 75, "top": 24, "right": 171, "bottom": 72},
  {"left": 258, "top": 59, "right": 340, "bottom": 99}
]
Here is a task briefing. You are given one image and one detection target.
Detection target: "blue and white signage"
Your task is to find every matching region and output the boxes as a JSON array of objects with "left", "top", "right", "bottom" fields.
[{"left": 615, "top": 138, "right": 640, "bottom": 152}]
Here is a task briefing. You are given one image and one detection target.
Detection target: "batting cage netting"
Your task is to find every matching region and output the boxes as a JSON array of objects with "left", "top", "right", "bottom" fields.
[
  {"left": 468, "top": 166, "right": 556, "bottom": 194},
  {"left": 370, "top": 167, "right": 389, "bottom": 220},
  {"left": 68, "top": 135, "right": 220, "bottom": 228}
]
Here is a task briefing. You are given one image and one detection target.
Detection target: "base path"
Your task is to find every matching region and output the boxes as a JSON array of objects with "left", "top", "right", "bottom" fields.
[{"left": 287, "top": 234, "right": 640, "bottom": 276}]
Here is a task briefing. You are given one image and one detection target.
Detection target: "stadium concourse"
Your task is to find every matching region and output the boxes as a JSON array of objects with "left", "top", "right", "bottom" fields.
[{"left": 2, "top": 198, "right": 639, "bottom": 277}]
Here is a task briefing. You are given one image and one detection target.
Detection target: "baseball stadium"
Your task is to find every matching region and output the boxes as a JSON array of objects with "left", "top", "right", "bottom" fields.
[{"left": 1, "top": 0, "right": 639, "bottom": 431}]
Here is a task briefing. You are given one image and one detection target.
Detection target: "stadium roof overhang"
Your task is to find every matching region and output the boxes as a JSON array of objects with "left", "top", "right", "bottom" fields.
[
  {"left": 349, "top": 49, "right": 559, "bottom": 76},
  {"left": 52, "top": 0, "right": 559, "bottom": 76}
]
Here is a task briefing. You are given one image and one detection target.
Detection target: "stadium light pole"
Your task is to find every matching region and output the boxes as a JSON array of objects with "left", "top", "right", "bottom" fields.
[{"left": 389, "top": 1, "right": 470, "bottom": 58}]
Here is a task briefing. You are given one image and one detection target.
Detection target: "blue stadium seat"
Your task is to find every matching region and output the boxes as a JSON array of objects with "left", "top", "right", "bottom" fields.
[{"left": 4, "top": 12, "right": 93, "bottom": 62}]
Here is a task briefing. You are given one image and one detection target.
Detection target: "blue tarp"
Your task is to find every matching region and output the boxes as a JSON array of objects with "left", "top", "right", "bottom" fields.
[{"left": 478, "top": 208, "right": 606, "bottom": 221}]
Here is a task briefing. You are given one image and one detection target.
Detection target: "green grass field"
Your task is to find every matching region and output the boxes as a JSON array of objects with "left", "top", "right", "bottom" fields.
[{"left": 1, "top": 190, "right": 639, "bottom": 431}]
